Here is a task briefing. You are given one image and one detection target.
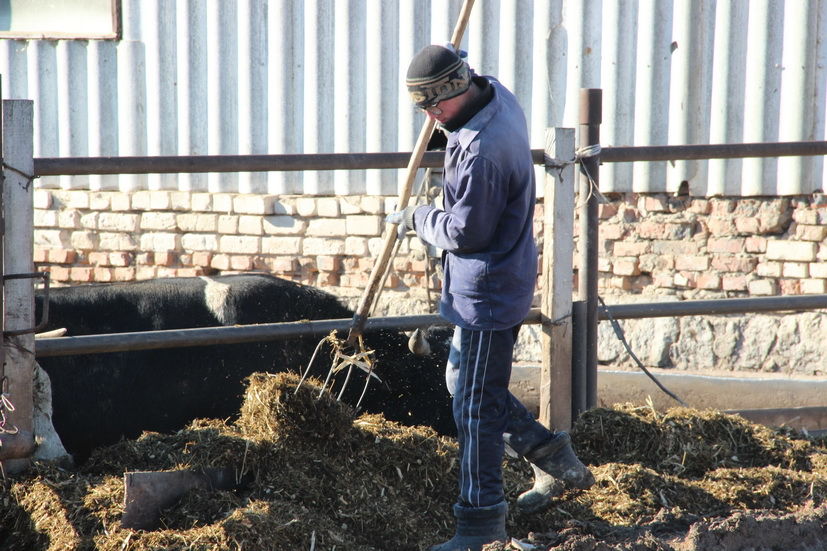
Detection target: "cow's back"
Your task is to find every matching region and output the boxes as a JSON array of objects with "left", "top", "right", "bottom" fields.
[{"left": 35, "top": 274, "right": 453, "bottom": 462}]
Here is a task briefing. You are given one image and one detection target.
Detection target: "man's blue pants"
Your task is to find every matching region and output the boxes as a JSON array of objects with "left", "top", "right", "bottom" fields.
[{"left": 445, "top": 325, "right": 554, "bottom": 507}]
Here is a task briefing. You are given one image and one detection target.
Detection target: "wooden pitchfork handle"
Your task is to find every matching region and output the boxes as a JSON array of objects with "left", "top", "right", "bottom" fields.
[{"left": 346, "top": 0, "right": 476, "bottom": 344}]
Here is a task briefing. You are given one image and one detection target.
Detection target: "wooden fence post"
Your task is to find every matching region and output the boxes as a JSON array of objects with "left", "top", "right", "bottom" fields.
[
  {"left": 540, "top": 127, "right": 576, "bottom": 431},
  {"left": 2, "top": 99, "right": 36, "bottom": 473}
]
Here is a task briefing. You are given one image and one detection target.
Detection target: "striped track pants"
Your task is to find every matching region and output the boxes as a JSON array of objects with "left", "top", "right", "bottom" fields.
[{"left": 445, "top": 325, "right": 554, "bottom": 507}]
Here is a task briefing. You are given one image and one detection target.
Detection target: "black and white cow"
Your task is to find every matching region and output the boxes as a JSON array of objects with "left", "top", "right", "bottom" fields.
[{"left": 35, "top": 274, "right": 454, "bottom": 462}]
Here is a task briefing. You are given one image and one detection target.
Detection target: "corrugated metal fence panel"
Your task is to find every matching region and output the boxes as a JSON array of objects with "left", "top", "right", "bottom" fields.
[{"left": 0, "top": 0, "right": 825, "bottom": 196}]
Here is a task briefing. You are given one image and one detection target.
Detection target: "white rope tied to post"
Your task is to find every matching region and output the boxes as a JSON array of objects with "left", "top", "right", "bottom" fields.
[
  {"left": 576, "top": 144, "right": 608, "bottom": 205},
  {"left": 576, "top": 143, "right": 602, "bottom": 161},
  {"left": 546, "top": 143, "right": 608, "bottom": 207}
]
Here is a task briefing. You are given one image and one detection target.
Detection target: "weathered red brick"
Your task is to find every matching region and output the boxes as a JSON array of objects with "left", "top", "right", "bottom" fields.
[
  {"left": 112, "top": 267, "right": 137, "bottom": 281},
  {"left": 598, "top": 203, "right": 618, "bottom": 219},
  {"left": 641, "top": 195, "right": 669, "bottom": 213},
  {"left": 637, "top": 221, "right": 667, "bottom": 239},
  {"left": 316, "top": 255, "right": 341, "bottom": 272},
  {"left": 392, "top": 258, "right": 410, "bottom": 271},
  {"left": 688, "top": 199, "right": 711, "bottom": 214},
  {"left": 757, "top": 199, "right": 792, "bottom": 233},
  {"left": 316, "top": 271, "right": 340, "bottom": 287},
  {"left": 210, "top": 254, "right": 231, "bottom": 271},
  {"left": 744, "top": 236, "right": 767, "bottom": 253},
  {"left": 734, "top": 216, "right": 760, "bottom": 234},
  {"left": 779, "top": 279, "right": 801, "bottom": 295},
  {"left": 652, "top": 240, "right": 700, "bottom": 255},
  {"left": 673, "top": 272, "right": 695, "bottom": 288},
  {"left": 675, "top": 255, "right": 710, "bottom": 271},
  {"left": 269, "top": 256, "right": 296, "bottom": 272},
  {"left": 653, "top": 273, "right": 674, "bottom": 288},
  {"left": 48, "top": 266, "right": 71, "bottom": 282},
  {"left": 601, "top": 224, "right": 625, "bottom": 240},
  {"left": 707, "top": 238, "right": 744, "bottom": 254},
  {"left": 612, "top": 258, "right": 640, "bottom": 276},
  {"left": 696, "top": 273, "right": 721, "bottom": 290},
  {"left": 721, "top": 274, "right": 747, "bottom": 291},
  {"left": 49, "top": 249, "right": 78, "bottom": 264},
  {"left": 621, "top": 208, "right": 639, "bottom": 223},
  {"left": 33, "top": 247, "right": 49, "bottom": 263},
  {"left": 710, "top": 199, "right": 735, "bottom": 215},
  {"left": 135, "top": 266, "right": 156, "bottom": 280},
  {"left": 176, "top": 267, "right": 201, "bottom": 277},
  {"left": 87, "top": 251, "right": 110, "bottom": 266},
  {"left": 109, "top": 252, "right": 132, "bottom": 267},
  {"left": 707, "top": 217, "right": 736, "bottom": 236},
  {"left": 298, "top": 257, "right": 318, "bottom": 274},
  {"left": 792, "top": 208, "right": 818, "bottom": 225},
  {"left": 70, "top": 266, "right": 95, "bottom": 282},
  {"left": 191, "top": 251, "right": 212, "bottom": 267},
  {"left": 613, "top": 241, "right": 649, "bottom": 256},
  {"left": 93, "top": 267, "right": 113, "bottom": 282},
  {"left": 231, "top": 255, "right": 254, "bottom": 271},
  {"left": 155, "top": 251, "right": 177, "bottom": 266},
  {"left": 795, "top": 224, "right": 827, "bottom": 242},
  {"left": 711, "top": 256, "right": 757, "bottom": 273}
]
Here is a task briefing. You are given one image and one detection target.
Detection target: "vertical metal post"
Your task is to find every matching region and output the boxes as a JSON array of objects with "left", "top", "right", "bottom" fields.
[
  {"left": 578, "top": 89, "right": 601, "bottom": 412},
  {"left": 540, "top": 128, "right": 576, "bottom": 431},
  {"left": 570, "top": 299, "right": 588, "bottom": 419}
]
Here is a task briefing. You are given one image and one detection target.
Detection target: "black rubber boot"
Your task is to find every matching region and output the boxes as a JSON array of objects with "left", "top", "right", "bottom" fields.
[
  {"left": 429, "top": 501, "right": 508, "bottom": 551},
  {"left": 517, "top": 432, "right": 594, "bottom": 513}
]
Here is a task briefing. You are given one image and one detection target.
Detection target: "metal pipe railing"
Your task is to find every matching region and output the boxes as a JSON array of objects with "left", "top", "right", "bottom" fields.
[
  {"left": 598, "top": 141, "right": 827, "bottom": 163},
  {"left": 33, "top": 152, "right": 445, "bottom": 176},
  {"left": 32, "top": 140, "right": 827, "bottom": 176},
  {"left": 35, "top": 294, "right": 827, "bottom": 358},
  {"left": 34, "top": 313, "right": 456, "bottom": 357},
  {"left": 601, "top": 294, "right": 827, "bottom": 320}
]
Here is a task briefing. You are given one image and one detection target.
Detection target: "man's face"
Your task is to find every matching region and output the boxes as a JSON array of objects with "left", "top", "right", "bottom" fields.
[{"left": 419, "top": 93, "right": 465, "bottom": 125}]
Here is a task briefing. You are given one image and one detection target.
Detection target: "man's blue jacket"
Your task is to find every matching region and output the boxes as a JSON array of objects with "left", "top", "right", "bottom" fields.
[{"left": 412, "top": 76, "right": 537, "bottom": 331}]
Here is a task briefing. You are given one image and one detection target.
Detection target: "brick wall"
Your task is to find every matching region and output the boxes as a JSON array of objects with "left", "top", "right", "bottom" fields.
[
  {"left": 32, "top": 189, "right": 827, "bottom": 301},
  {"left": 590, "top": 194, "right": 827, "bottom": 298},
  {"left": 33, "top": 189, "right": 437, "bottom": 297}
]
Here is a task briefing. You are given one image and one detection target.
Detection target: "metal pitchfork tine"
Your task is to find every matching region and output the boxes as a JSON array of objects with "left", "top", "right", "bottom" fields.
[{"left": 295, "top": 331, "right": 381, "bottom": 410}]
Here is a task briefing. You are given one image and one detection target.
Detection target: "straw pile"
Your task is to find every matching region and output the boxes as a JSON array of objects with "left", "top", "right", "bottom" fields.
[{"left": 2, "top": 374, "right": 826, "bottom": 550}]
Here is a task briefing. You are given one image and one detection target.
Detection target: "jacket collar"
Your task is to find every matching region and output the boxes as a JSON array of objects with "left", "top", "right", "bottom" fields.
[{"left": 446, "top": 77, "right": 500, "bottom": 151}]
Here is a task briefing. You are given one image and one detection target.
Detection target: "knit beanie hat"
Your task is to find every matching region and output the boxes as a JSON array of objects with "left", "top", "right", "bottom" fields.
[{"left": 406, "top": 45, "right": 472, "bottom": 108}]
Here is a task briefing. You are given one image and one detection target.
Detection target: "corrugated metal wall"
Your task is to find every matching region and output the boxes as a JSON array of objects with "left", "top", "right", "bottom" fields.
[{"left": 1, "top": 0, "right": 825, "bottom": 196}]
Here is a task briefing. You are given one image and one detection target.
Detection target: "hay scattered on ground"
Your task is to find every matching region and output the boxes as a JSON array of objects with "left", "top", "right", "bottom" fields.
[{"left": 2, "top": 374, "right": 826, "bottom": 550}]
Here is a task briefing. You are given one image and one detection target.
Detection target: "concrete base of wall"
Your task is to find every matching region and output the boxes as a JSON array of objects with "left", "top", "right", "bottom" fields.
[{"left": 510, "top": 366, "right": 827, "bottom": 434}]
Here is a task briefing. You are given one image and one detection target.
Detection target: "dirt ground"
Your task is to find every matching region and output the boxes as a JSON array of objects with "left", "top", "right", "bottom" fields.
[{"left": 2, "top": 371, "right": 826, "bottom": 551}]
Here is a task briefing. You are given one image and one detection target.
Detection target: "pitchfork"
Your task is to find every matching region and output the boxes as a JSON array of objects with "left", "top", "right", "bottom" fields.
[{"left": 294, "top": 0, "right": 476, "bottom": 405}]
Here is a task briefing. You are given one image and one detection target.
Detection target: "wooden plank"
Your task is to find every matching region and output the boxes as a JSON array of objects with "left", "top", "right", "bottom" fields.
[
  {"left": 539, "top": 127, "right": 576, "bottom": 431},
  {"left": 2, "top": 100, "right": 36, "bottom": 473}
]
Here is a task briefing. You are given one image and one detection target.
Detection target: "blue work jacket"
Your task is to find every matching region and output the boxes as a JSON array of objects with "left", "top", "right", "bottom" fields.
[{"left": 413, "top": 77, "right": 537, "bottom": 330}]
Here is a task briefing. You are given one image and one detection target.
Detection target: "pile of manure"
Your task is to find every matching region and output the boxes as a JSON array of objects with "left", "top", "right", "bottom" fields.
[{"left": 2, "top": 375, "right": 826, "bottom": 550}]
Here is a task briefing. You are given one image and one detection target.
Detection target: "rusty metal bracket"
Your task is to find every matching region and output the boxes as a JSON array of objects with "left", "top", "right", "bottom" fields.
[
  {"left": 122, "top": 467, "right": 242, "bottom": 530},
  {"left": 3, "top": 271, "right": 49, "bottom": 336},
  {"left": 0, "top": 430, "right": 35, "bottom": 461}
]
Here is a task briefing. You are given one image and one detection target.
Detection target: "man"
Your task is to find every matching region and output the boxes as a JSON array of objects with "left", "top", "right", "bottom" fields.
[{"left": 387, "top": 45, "right": 594, "bottom": 551}]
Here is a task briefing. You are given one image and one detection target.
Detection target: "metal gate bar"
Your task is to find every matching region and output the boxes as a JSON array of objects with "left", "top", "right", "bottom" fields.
[
  {"left": 32, "top": 140, "right": 827, "bottom": 176},
  {"left": 34, "top": 294, "right": 827, "bottom": 359}
]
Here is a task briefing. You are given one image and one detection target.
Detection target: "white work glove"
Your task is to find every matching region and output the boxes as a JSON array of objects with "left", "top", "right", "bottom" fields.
[
  {"left": 385, "top": 206, "right": 419, "bottom": 240},
  {"left": 443, "top": 42, "right": 468, "bottom": 59}
]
